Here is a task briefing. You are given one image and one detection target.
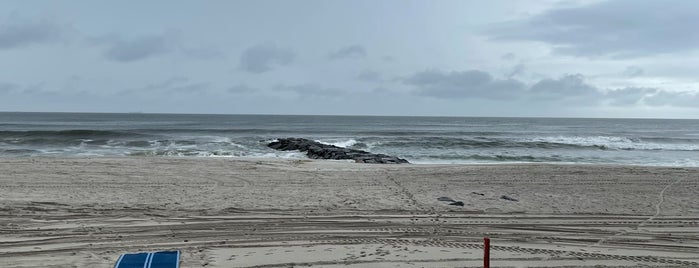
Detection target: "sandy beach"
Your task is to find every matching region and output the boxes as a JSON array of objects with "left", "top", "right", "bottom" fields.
[{"left": 1, "top": 157, "right": 698, "bottom": 267}]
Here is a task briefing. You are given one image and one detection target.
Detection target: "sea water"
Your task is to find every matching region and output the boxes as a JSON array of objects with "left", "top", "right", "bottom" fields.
[{"left": 1, "top": 112, "right": 698, "bottom": 167}]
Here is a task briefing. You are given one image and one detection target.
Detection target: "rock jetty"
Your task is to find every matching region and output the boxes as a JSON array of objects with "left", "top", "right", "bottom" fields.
[{"left": 267, "top": 138, "right": 409, "bottom": 164}]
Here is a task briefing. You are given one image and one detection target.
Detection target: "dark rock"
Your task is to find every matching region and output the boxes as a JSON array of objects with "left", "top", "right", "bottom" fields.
[
  {"left": 501, "top": 195, "right": 518, "bottom": 202},
  {"left": 472, "top": 192, "right": 485, "bottom": 196},
  {"left": 267, "top": 138, "right": 409, "bottom": 164},
  {"left": 268, "top": 142, "right": 282, "bottom": 150},
  {"left": 437, "top": 197, "right": 455, "bottom": 202},
  {"left": 448, "top": 201, "right": 465, "bottom": 206},
  {"left": 359, "top": 158, "right": 378, "bottom": 164}
]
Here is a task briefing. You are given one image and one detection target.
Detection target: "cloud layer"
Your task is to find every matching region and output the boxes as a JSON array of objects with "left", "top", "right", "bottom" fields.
[
  {"left": 357, "top": 70, "right": 382, "bottom": 82},
  {"left": 404, "top": 69, "right": 698, "bottom": 107},
  {"left": 0, "top": 82, "right": 19, "bottom": 93},
  {"left": 486, "top": 0, "right": 699, "bottom": 57},
  {"left": 405, "top": 70, "right": 525, "bottom": 100},
  {"left": 274, "top": 84, "right": 346, "bottom": 98},
  {"left": 0, "top": 16, "right": 65, "bottom": 49},
  {"left": 327, "top": 45, "right": 366, "bottom": 60},
  {"left": 239, "top": 44, "right": 294, "bottom": 73},
  {"left": 95, "top": 33, "right": 173, "bottom": 62},
  {"left": 1, "top": 1, "right": 699, "bottom": 117}
]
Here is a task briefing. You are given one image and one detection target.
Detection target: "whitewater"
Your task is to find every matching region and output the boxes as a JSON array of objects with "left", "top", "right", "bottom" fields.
[{"left": 1, "top": 112, "right": 698, "bottom": 167}]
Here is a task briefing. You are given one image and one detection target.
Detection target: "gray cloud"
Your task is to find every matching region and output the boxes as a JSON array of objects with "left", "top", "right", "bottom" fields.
[
  {"left": 0, "top": 82, "right": 20, "bottom": 94},
  {"left": 605, "top": 87, "right": 657, "bottom": 106},
  {"left": 404, "top": 70, "right": 526, "bottom": 100},
  {"left": 486, "top": 0, "right": 699, "bottom": 57},
  {"left": 529, "top": 74, "right": 602, "bottom": 101},
  {"left": 228, "top": 84, "right": 255, "bottom": 94},
  {"left": 501, "top": 52, "right": 516, "bottom": 61},
  {"left": 0, "top": 15, "right": 65, "bottom": 49},
  {"left": 181, "top": 46, "right": 225, "bottom": 60},
  {"left": 622, "top": 66, "right": 644, "bottom": 77},
  {"left": 381, "top": 55, "right": 396, "bottom": 62},
  {"left": 22, "top": 82, "right": 45, "bottom": 94},
  {"left": 140, "top": 77, "right": 187, "bottom": 92},
  {"left": 357, "top": 70, "right": 382, "bottom": 82},
  {"left": 239, "top": 44, "right": 294, "bottom": 73},
  {"left": 119, "top": 77, "right": 209, "bottom": 95},
  {"left": 327, "top": 45, "right": 366, "bottom": 60},
  {"left": 404, "top": 69, "right": 698, "bottom": 108},
  {"left": 0, "top": 82, "right": 45, "bottom": 95},
  {"left": 645, "top": 91, "right": 699, "bottom": 107},
  {"left": 274, "top": 84, "right": 346, "bottom": 98},
  {"left": 507, "top": 64, "right": 525, "bottom": 78},
  {"left": 96, "top": 33, "right": 173, "bottom": 62},
  {"left": 371, "top": 87, "right": 393, "bottom": 95},
  {"left": 167, "top": 82, "right": 210, "bottom": 94}
]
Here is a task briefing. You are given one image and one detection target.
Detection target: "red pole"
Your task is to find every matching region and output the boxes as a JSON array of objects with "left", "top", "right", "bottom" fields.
[{"left": 484, "top": 237, "right": 490, "bottom": 268}]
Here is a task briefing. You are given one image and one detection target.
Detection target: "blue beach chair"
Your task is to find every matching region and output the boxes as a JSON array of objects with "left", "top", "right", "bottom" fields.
[{"left": 114, "top": 250, "right": 180, "bottom": 268}]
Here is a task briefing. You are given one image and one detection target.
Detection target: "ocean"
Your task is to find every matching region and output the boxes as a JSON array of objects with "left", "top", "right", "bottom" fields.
[{"left": 1, "top": 112, "right": 698, "bottom": 167}]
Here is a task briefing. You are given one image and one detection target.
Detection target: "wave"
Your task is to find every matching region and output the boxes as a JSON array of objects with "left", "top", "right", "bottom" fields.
[
  {"left": 372, "top": 137, "right": 599, "bottom": 150},
  {"left": 126, "top": 149, "right": 305, "bottom": 159},
  {"left": 0, "top": 129, "right": 145, "bottom": 138},
  {"left": 406, "top": 154, "right": 584, "bottom": 164},
  {"left": 315, "top": 138, "right": 362, "bottom": 148},
  {"left": 370, "top": 136, "right": 699, "bottom": 152},
  {"left": 636, "top": 136, "right": 699, "bottom": 143},
  {"left": 355, "top": 131, "right": 506, "bottom": 136},
  {"left": 0, "top": 149, "right": 43, "bottom": 155},
  {"left": 521, "top": 136, "right": 699, "bottom": 151},
  {"left": 408, "top": 154, "right": 699, "bottom": 167}
]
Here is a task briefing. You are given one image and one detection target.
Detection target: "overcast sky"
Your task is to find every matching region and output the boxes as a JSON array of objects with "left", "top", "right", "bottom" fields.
[{"left": 1, "top": 0, "right": 699, "bottom": 118}]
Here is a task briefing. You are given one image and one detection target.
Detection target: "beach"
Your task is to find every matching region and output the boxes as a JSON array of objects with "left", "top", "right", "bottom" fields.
[{"left": 1, "top": 157, "right": 698, "bottom": 267}]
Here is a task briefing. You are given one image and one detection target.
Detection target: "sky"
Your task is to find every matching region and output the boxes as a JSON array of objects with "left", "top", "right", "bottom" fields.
[{"left": 1, "top": 0, "right": 699, "bottom": 118}]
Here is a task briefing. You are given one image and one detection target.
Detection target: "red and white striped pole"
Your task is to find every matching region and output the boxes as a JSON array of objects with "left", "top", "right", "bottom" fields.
[{"left": 484, "top": 237, "right": 490, "bottom": 268}]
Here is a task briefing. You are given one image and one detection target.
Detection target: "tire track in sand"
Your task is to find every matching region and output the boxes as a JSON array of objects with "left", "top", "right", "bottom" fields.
[
  {"left": 385, "top": 173, "right": 425, "bottom": 211},
  {"left": 596, "top": 176, "right": 686, "bottom": 246}
]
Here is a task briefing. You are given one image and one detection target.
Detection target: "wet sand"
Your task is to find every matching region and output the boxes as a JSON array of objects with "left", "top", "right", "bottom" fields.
[{"left": 1, "top": 157, "right": 698, "bottom": 267}]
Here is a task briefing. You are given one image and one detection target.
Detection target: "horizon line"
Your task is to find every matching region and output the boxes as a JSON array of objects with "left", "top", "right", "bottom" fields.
[{"left": 1, "top": 110, "right": 697, "bottom": 120}]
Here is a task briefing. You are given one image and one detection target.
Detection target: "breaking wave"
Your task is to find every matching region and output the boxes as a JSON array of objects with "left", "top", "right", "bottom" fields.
[
  {"left": 369, "top": 135, "right": 699, "bottom": 152},
  {"left": 2, "top": 113, "right": 699, "bottom": 167}
]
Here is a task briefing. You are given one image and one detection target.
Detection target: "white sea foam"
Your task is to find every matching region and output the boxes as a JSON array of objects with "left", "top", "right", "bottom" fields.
[
  {"left": 2, "top": 113, "right": 698, "bottom": 167},
  {"left": 316, "top": 139, "right": 359, "bottom": 148},
  {"left": 75, "top": 152, "right": 107, "bottom": 157},
  {"left": 665, "top": 158, "right": 699, "bottom": 167},
  {"left": 210, "top": 136, "right": 231, "bottom": 143},
  {"left": 254, "top": 151, "right": 306, "bottom": 159},
  {"left": 523, "top": 136, "right": 699, "bottom": 151},
  {"left": 408, "top": 158, "right": 549, "bottom": 165}
]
